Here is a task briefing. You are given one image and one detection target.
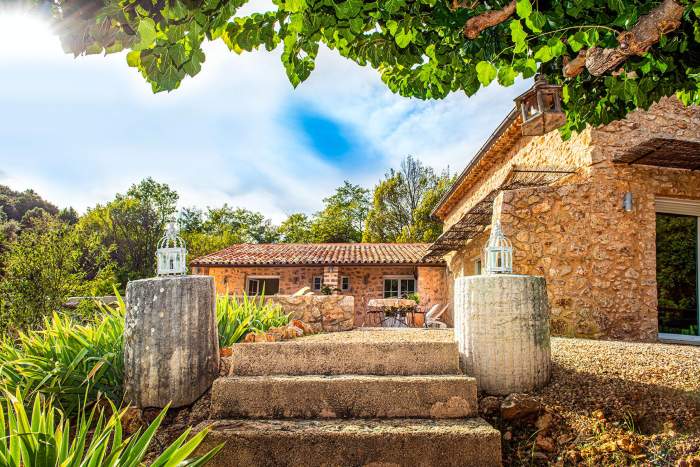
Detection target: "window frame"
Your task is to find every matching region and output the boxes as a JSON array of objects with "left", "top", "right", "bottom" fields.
[
  {"left": 473, "top": 257, "right": 482, "bottom": 275},
  {"left": 383, "top": 275, "right": 416, "bottom": 299},
  {"left": 312, "top": 276, "right": 323, "bottom": 291},
  {"left": 340, "top": 276, "right": 350, "bottom": 291},
  {"left": 246, "top": 276, "right": 280, "bottom": 296}
]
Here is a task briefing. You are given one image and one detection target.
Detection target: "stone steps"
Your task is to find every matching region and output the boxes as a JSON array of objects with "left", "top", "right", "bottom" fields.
[
  {"left": 211, "top": 374, "right": 478, "bottom": 419},
  {"left": 221, "top": 329, "right": 460, "bottom": 376},
  {"left": 202, "top": 329, "right": 502, "bottom": 466},
  {"left": 195, "top": 418, "right": 502, "bottom": 467}
]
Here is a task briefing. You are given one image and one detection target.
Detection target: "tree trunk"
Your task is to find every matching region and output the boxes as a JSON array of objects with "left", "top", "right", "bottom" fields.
[
  {"left": 124, "top": 276, "right": 219, "bottom": 408},
  {"left": 454, "top": 274, "right": 551, "bottom": 395}
]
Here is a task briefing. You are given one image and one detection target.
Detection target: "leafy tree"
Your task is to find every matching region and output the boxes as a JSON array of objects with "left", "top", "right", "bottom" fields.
[
  {"left": 364, "top": 156, "right": 451, "bottom": 242},
  {"left": 0, "top": 185, "right": 58, "bottom": 223},
  {"left": 126, "top": 177, "right": 179, "bottom": 225},
  {"left": 0, "top": 216, "right": 115, "bottom": 334},
  {"left": 179, "top": 205, "right": 280, "bottom": 259},
  {"left": 48, "top": 0, "right": 700, "bottom": 135},
  {"left": 20, "top": 207, "right": 52, "bottom": 229},
  {"left": 78, "top": 179, "right": 177, "bottom": 285},
  {"left": 203, "top": 205, "right": 280, "bottom": 243},
  {"left": 278, "top": 213, "right": 314, "bottom": 242},
  {"left": 58, "top": 206, "right": 80, "bottom": 225},
  {"left": 310, "top": 181, "right": 370, "bottom": 242}
]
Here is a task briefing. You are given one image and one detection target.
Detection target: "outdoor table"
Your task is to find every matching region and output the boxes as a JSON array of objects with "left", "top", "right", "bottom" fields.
[{"left": 367, "top": 298, "right": 422, "bottom": 327}]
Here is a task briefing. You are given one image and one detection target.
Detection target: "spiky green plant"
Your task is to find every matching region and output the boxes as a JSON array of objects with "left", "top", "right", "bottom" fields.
[
  {"left": 0, "top": 390, "right": 222, "bottom": 467},
  {"left": 0, "top": 296, "right": 125, "bottom": 416},
  {"left": 216, "top": 294, "right": 290, "bottom": 347}
]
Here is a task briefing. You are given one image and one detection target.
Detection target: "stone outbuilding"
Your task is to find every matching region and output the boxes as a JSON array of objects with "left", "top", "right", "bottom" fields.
[
  {"left": 426, "top": 96, "right": 700, "bottom": 343},
  {"left": 191, "top": 243, "right": 449, "bottom": 327}
]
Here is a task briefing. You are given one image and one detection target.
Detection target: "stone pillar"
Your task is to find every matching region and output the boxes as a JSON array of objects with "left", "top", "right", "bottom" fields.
[
  {"left": 454, "top": 274, "right": 551, "bottom": 395},
  {"left": 323, "top": 265, "right": 339, "bottom": 293},
  {"left": 124, "top": 275, "right": 219, "bottom": 408}
]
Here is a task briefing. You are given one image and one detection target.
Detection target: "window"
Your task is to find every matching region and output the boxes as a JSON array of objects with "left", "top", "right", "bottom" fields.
[
  {"left": 246, "top": 277, "right": 280, "bottom": 296},
  {"left": 474, "top": 257, "right": 482, "bottom": 275},
  {"left": 383, "top": 276, "right": 416, "bottom": 298},
  {"left": 341, "top": 276, "right": 350, "bottom": 291},
  {"left": 312, "top": 276, "right": 323, "bottom": 291}
]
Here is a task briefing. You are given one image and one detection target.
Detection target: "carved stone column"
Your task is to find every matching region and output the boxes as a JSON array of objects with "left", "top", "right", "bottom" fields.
[
  {"left": 454, "top": 274, "right": 551, "bottom": 395},
  {"left": 124, "top": 275, "right": 219, "bottom": 408}
]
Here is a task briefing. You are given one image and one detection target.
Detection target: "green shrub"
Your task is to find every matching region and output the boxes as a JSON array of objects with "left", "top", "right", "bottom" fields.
[
  {"left": 0, "top": 298, "right": 124, "bottom": 416},
  {"left": 0, "top": 390, "right": 221, "bottom": 467},
  {"left": 217, "top": 294, "right": 290, "bottom": 347},
  {"left": 0, "top": 291, "right": 290, "bottom": 415},
  {"left": 0, "top": 217, "right": 115, "bottom": 335}
]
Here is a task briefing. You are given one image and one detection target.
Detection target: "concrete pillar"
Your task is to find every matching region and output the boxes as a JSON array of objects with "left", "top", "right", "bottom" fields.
[
  {"left": 124, "top": 275, "right": 219, "bottom": 408},
  {"left": 454, "top": 274, "right": 551, "bottom": 395}
]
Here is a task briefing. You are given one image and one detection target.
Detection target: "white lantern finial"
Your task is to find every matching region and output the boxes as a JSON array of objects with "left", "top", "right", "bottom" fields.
[
  {"left": 484, "top": 221, "right": 513, "bottom": 274},
  {"left": 156, "top": 221, "right": 188, "bottom": 276}
]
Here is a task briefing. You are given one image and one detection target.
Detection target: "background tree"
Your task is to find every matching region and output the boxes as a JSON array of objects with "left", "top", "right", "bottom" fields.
[
  {"left": 179, "top": 205, "right": 280, "bottom": 259},
  {"left": 46, "top": 0, "right": 700, "bottom": 136},
  {"left": 0, "top": 185, "right": 58, "bottom": 224},
  {"left": 0, "top": 215, "right": 115, "bottom": 334},
  {"left": 364, "top": 156, "right": 452, "bottom": 242},
  {"left": 78, "top": 179, "right": 178, "bottom": 285},
  {"left": 278, "top": 213, "right": 314, "bottom": 243},
  {"left": 310, "top": 181, "right": 370, "bottom": 243}
]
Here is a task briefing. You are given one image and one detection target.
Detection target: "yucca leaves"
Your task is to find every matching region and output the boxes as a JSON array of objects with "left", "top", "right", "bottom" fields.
[
  {"left": 216, "top": 293, "right": 290, "bottom": 347},
  {"left": 0, "top": 391, "right": 222, "bottom": 467},
  {"left": 0, "top": 296, "right": 125, "bottom": 416}
]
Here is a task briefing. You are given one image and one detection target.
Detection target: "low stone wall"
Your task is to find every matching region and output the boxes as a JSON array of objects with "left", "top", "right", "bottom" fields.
[{"left": 266, "top": 295, "right": 355, "bottom": 333}]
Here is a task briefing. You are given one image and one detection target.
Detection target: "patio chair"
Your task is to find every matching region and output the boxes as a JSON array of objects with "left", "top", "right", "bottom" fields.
[{"left": 424, "top": 304, "right": 449, "bottom": 329}]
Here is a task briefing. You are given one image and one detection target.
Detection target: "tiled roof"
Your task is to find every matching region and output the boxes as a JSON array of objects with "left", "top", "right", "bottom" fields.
[{"left": 190, "top": 243, "right": 444, "bottom": 267}]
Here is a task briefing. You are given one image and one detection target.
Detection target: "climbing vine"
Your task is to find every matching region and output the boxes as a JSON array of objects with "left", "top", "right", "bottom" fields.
[{"left": 48, "top": 0, "right": 700, "bottom": 135}]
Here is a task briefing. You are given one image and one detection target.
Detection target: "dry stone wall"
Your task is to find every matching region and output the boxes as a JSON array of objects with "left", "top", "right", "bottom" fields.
[
  {"left": 266, "top": 295, "right": 355, "bottom": 333},
  {"left": 447, "top": 97, "right": 700, "bottom": 341}
]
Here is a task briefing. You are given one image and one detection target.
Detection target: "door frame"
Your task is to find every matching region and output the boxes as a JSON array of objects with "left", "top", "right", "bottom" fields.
[{"left": 655, "top": 197, "right": 700, "bottom": 343}]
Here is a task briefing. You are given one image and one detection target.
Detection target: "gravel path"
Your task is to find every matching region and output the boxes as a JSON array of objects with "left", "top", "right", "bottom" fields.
[{"left": 489, "top": 337, "right": 700, "bottom": 465}]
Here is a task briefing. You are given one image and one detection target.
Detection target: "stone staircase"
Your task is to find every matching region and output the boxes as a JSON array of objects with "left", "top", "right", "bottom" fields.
[{"left": 195, "top": 329, "right": 502, "bottom": 466}]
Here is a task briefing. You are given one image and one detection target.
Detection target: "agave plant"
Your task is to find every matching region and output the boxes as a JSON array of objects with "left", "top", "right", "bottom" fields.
[
  {"left": 216, "top": 293, "right": 290, "bottom": 347},
  {"left": 0, "top": 390, "right": 222, "bottom": 467},
  {"left": 0, "top": 295, "right": 125, "bottom": 416}
]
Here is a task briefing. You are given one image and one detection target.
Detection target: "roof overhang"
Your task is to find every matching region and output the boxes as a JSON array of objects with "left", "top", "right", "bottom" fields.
[
  {"left": 431, "top": 109, "right": 522, "bottom": 220},
  {"left": 423, "top": 167, "right": 575, "bottom": 261},
  {"left": 614, "top": 137, "right": 700, "bottom": 170}
]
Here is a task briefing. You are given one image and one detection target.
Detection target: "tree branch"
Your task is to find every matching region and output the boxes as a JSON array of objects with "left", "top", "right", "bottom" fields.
[
  {"left": 463, "top": 0, "right": 516, "bottom": 40},
  {"left": 563, "top": 49, "right": 587, "bottom": 78},
  {"left": 584, "top": 0, "right": 684, "bottom": 76}
]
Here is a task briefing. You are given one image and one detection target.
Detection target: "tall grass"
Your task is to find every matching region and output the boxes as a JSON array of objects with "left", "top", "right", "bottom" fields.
[
  {"left": 0, "top": 298, "right": 124, "bottom": 416},
  {"left": 0, "top": 390, "right": 221, "bottom": 466},
  {"left": 216, "top": 294, "right": 290, "bottom": 347}
]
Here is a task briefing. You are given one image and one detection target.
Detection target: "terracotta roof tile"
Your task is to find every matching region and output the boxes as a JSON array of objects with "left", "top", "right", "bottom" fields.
[{"left": 190, "top": 243, "right": 444, "bottom": 267}]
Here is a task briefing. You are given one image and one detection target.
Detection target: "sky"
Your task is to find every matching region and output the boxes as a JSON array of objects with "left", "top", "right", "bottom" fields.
[{"left": 0, "top": 5, "right": 530, "bottom": 223}]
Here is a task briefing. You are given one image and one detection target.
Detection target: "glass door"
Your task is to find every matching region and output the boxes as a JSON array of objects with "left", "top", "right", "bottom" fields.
[{"left": 656, "top": 212, "right": 699, "bottom": 337}]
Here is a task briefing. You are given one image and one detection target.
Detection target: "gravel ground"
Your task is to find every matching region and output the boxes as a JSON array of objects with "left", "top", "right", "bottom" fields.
[{"left": 483, "top": 337, "right": 700, "bottom": 466}]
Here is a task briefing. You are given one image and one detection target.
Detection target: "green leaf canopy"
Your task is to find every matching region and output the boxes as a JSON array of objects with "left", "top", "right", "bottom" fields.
[{"left": 48, "top": 0, "right": 700, "bottom": 134}]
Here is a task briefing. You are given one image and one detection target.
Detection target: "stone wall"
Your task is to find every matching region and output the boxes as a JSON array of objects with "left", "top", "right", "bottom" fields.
[
  {"left": 443, "top": 125, "right": 594, "bottom": 231},
  {"left": 446, "top": 96, "right": 700, "bottom": 341},
  {"left": 266, "top": 295, "right": 355, "bottom": 333},
  {"left": 193, "top": 264, "right": 448, "bottom": 327},
  {"left": 417, "top": 266, "right": 452, "bottom": 326}
]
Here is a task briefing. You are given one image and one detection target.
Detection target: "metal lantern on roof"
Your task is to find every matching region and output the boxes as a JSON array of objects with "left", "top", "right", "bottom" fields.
[
  {"left": 484, "top": 221, "right": 513, "bottom": 275},
  {"left": 514, "top": 75, "right": 566, "bottom": 136},
  {"left": 156, "top": 222, "right": 188, "bottom": 276}
]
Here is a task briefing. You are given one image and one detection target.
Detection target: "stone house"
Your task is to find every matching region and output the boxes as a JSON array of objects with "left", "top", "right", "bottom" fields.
[
  {"left": 191, "top": 243, "right": 449, "bottom": 327},
  {"left": 426, "top": 96, "right": 700, "bottom": 342}
]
